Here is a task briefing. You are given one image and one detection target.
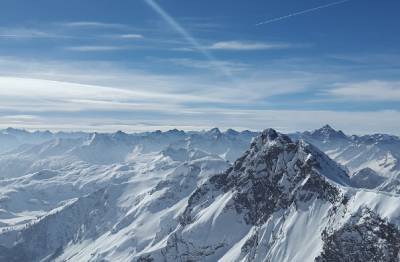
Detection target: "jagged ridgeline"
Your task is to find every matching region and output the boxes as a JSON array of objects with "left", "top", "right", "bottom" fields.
[{"left": 0, "top": 128, "right": 399, "bottom": 261}]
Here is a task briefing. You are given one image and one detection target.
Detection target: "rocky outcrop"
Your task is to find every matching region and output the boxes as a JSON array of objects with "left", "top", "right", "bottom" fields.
[{"left": 317, "top": 208, "right": 400, "bottom": 262}]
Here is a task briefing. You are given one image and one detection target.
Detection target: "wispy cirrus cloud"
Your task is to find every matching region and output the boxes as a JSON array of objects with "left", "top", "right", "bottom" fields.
[
  {"left": 119, "top": 34, "right": 144, "bottom": 39},
  {"left": 0, "top": 28, "right": 62, "bottom": 39},
  {"left": 0, "top": 76, "right": 223, "bottom": 114},
  {"left": 207, "top": 41, "right": 293, "bottom": 51},
  {"left": 165, "top": 58, "right": 249, "bottom": 72},
  {"left": 0, "top": 57, "right": 317, "bottom": 111},
  {"left": 0, "top": 56, "right": 399, "bottom": 134},
  {"left": 328, "top": 80, "right": 400, "bottom": 101}
]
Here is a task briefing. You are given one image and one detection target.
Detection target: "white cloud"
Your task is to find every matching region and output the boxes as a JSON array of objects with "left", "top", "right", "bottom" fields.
[
  {"left": 165, "top": 58, "right": 249, "bottom": 72},
  {"left": 0, "top": 76, "right": 230, "bottom": 113},
  {"left": 0, "top": 28, "right": 59, "bottom": 39},
  {"left": 207, "top": 41, "right": 292, "bottom": 51},
  {"left": 119, "top": 34, "right": 144, "bottom": 39},
  {"left": 328, "top": 80, "right": 400, "bottom": 101},
  {"left": 0, "top": 57, "right": 315, "bottom": 104}
]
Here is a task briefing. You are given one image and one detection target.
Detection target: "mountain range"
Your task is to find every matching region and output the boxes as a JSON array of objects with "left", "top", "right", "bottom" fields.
[{"left": 0, "top": 126, "right": 399, "bottom": 261}]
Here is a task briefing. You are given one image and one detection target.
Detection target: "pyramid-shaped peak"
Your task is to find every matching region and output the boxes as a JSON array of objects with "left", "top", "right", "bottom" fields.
[
  {"left": 317, "top": 124, "right": 338, "bottom": 133},
  {"left": 311, "top": 125, "right": 347, "bottom": 139},
  {"left": 246, "top": 128, "right": 350, "bottom": 185},
  {"left": 322, "top": 124, "right": 334, "bottom": 129}
]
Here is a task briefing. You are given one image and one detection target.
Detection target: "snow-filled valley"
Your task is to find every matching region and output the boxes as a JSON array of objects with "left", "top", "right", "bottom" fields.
[{"left": 0, "top": 126, "right": 399, "bottom": 261}]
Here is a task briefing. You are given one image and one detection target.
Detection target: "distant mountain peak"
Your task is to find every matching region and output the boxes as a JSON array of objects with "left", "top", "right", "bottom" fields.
[
  {"left": 225, "top": 128, "right": 239, "bottom": 136},
  {"left": 322, "top": 124, "right": 334, "bottom": 130},
  {"left": 317, "top": 124, "right": 339, "bottom": 133},
  {"left": 310, "top": 125, "right": 347, "bottom": 140},
  {"left": 3, "top": 127, "right": 29, "bottom": 135},
  {"left": 207, "top": 127, "right": 222, "bottom": 136}
]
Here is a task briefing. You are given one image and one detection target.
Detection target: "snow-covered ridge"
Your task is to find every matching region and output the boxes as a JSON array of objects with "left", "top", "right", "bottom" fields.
[
  {"left": 292, "top": 125, "right": 400, "bottom": 179},
  {"left": 0, "top": 127, "right": 257, "bottom": 179}
]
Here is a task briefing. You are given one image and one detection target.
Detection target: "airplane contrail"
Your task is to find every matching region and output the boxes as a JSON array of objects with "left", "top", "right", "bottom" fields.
[
  {"left": 144, "top": 0, "right": 209, "bottom": 58},
  {"left": 144, "top": 0, "right": 234, "bottom": 78},
  {"left": 256, "top": 0, "right": 351, "bottom": 26}
]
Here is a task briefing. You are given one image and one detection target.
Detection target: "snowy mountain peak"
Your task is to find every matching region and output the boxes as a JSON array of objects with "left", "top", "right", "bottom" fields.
[
  {"left": 248, "top": 129, "right": 349, "bottom": 185},
  {"left": 2, "top": 127, "right": 29, "bottom": 136},
  {"left": 182, "top": 129, "right": 347, "bottom": 227},
  {"left": 310, "top": 124, "right": 348, "bottom": 140}
]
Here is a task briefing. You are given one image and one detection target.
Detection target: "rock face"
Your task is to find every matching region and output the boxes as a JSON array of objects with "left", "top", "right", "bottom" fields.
[{"left": 317, "top": 208, "right": 400, "bottom": 262}]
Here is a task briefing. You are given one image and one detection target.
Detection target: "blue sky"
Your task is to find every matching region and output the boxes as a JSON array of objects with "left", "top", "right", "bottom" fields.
[{"left": 0, "top": 0, "right": 399, "bottom": 134}]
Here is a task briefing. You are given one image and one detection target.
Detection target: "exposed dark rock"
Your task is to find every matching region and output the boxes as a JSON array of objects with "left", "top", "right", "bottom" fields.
[{"left": 316, "top": 208, "right": 400, "bottom": 262}]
